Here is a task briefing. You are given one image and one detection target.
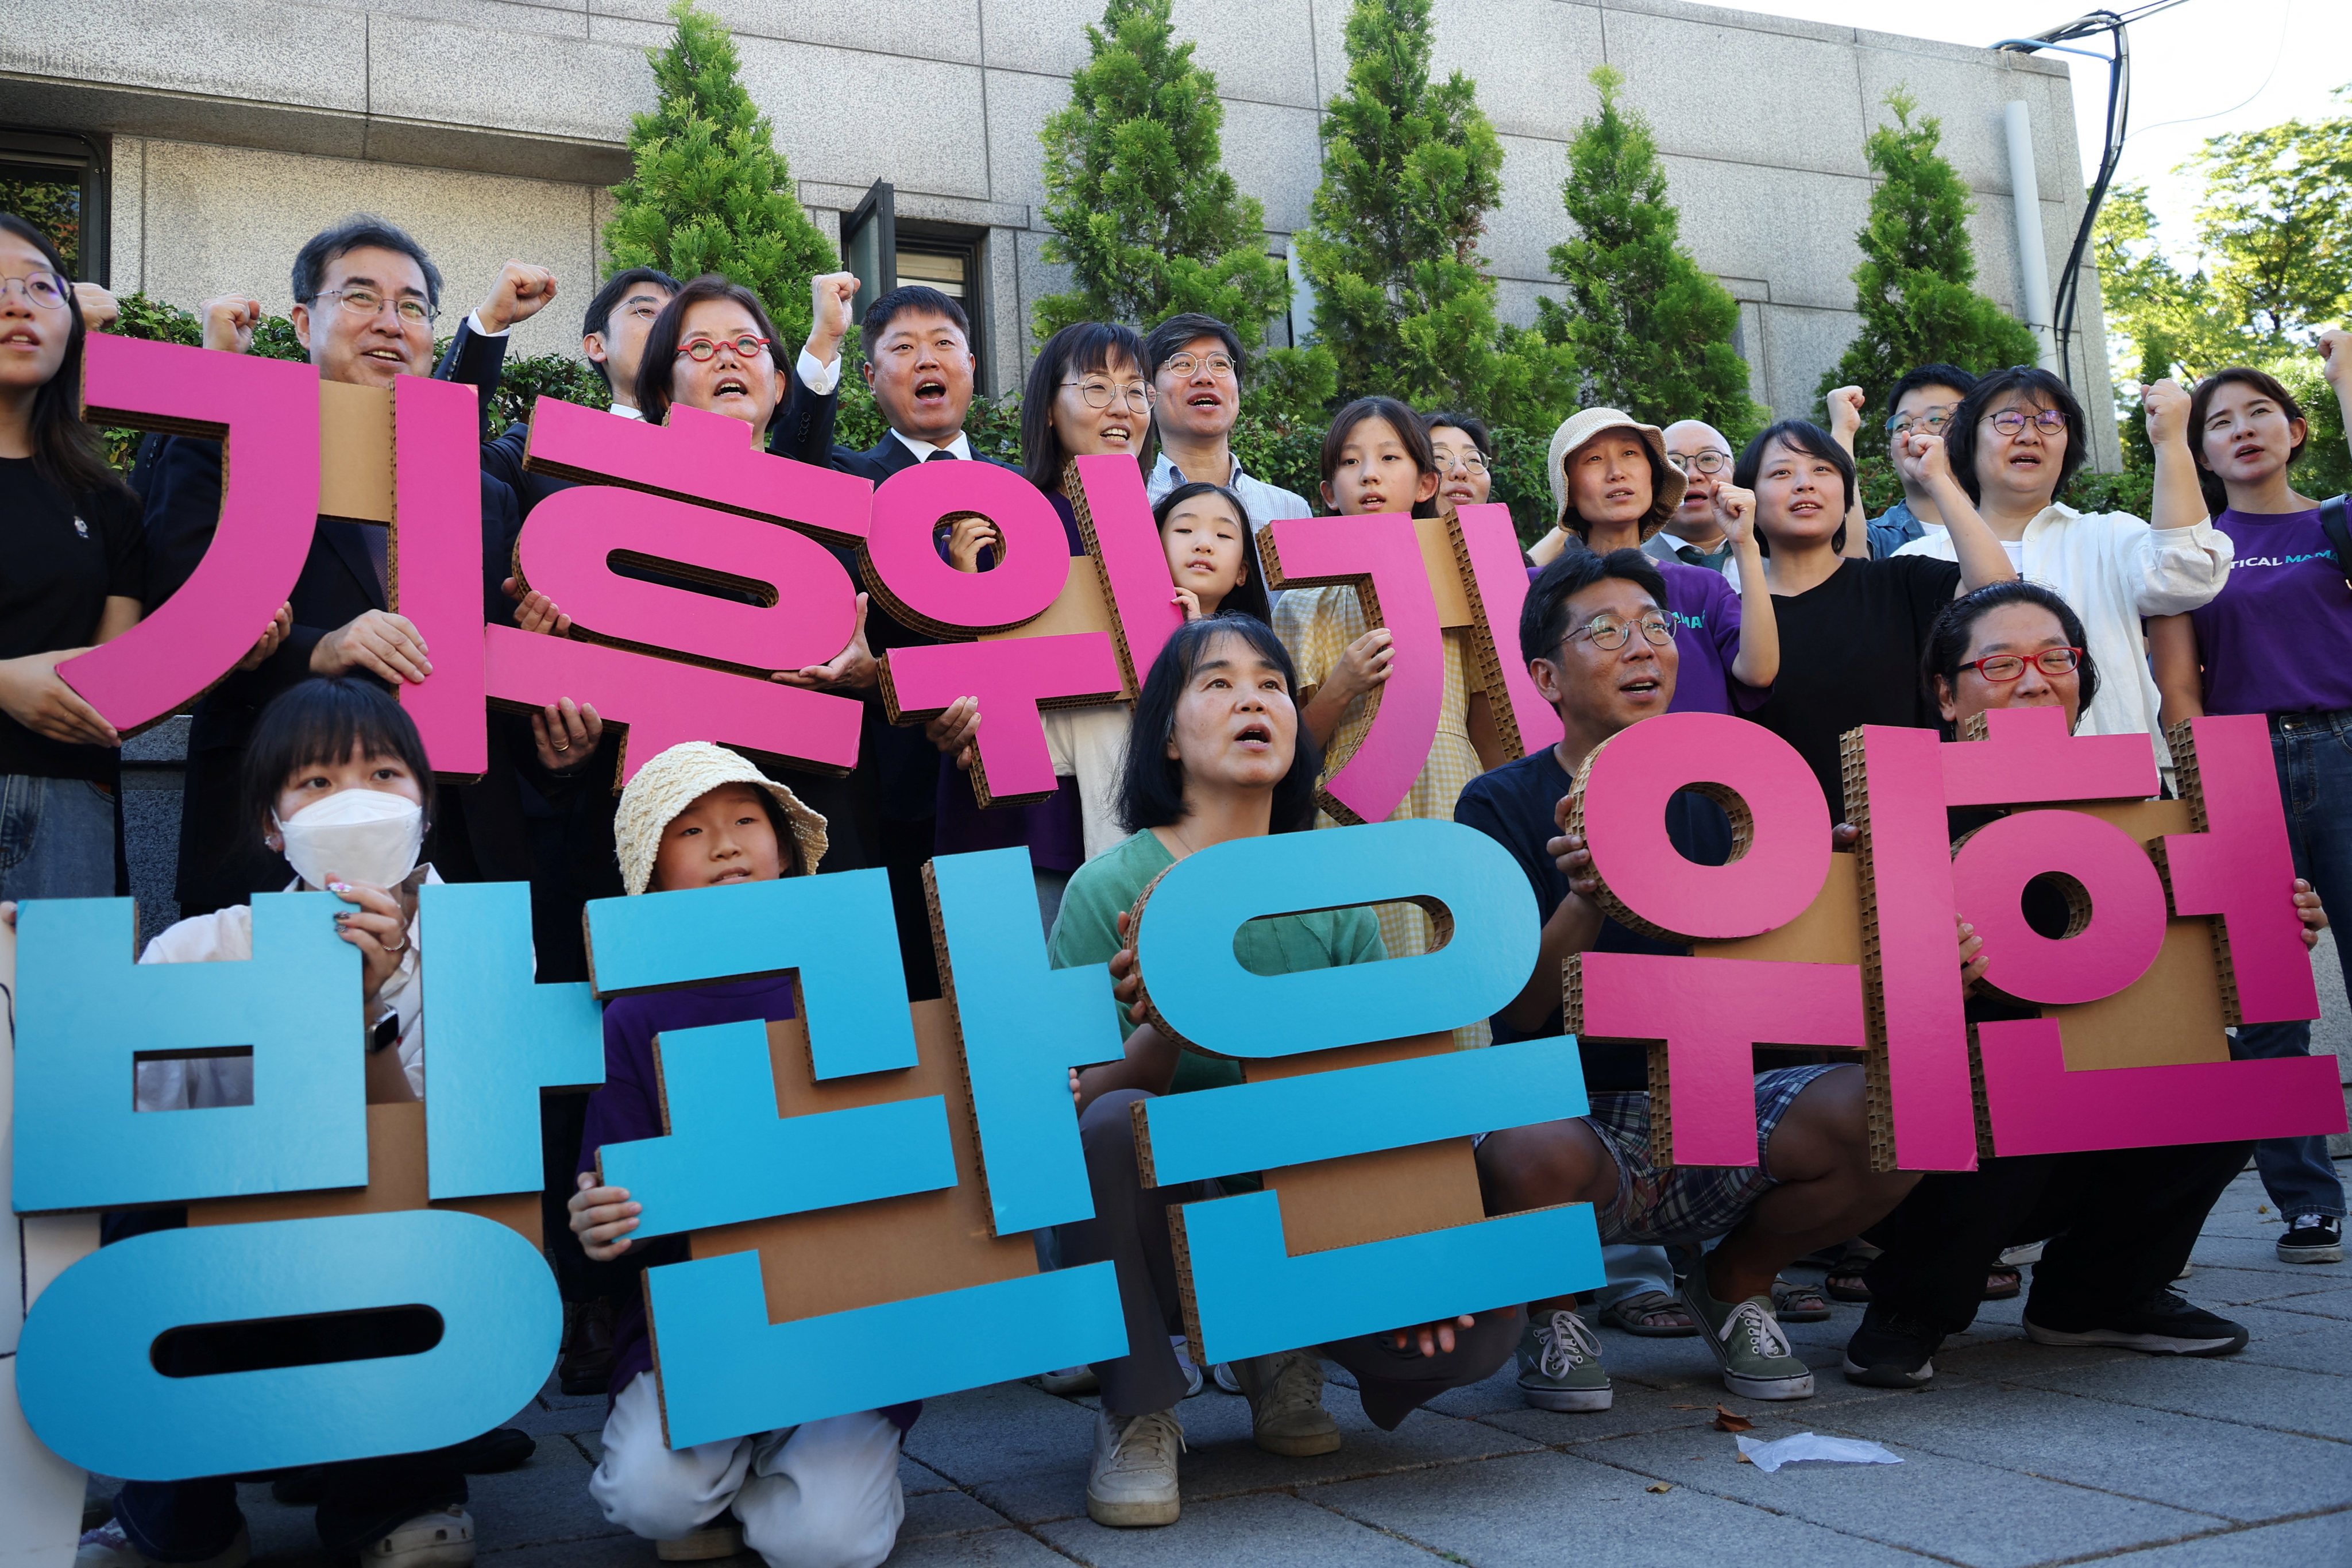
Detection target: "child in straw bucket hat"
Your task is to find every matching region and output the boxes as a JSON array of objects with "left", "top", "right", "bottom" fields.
[{"left": 567, "top": 742, "right": 914, "bottom": 1568}]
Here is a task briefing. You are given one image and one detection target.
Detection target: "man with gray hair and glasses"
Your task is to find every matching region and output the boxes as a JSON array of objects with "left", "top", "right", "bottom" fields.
[
  {"left": 1647, "top": 420, "right": 1739, "bottom": 573},
  {"left": 1868, "top": 364, "right": 1980, "bottom": 558}
]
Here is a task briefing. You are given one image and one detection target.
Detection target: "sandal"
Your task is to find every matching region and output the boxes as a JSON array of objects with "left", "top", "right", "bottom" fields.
[
  {"left": 1600, "top": 1289, "right": 1700, "bottom": 1337},
  {"left": 1983, "top": 1266, "right": 2021, "bottom": 1300},
  {"left": 1770, "top": 1276, "right": 1832, "bottom": 1322}
]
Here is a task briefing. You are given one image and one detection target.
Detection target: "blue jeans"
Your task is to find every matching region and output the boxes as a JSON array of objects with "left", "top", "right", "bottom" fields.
[
  {"left": 0, "top": 771, "right": 115, "bottom": 902},
  {"left": 2229, "top": 710, "right": 2351, "bottom": 1221}
]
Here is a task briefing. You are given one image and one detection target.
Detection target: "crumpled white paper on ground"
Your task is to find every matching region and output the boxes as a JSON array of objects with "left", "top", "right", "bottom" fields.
[{"left": 1735, "top": 1432, "right": 1905, "bottom": 1473}]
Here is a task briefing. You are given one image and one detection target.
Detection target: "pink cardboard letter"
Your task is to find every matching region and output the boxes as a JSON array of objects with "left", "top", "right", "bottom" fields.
[
  {"left": 2160, "top": 715, "right": 2323, "bottom": 1026},
  {"left": 1976, "top": 1017, "right": 2346, "bottom": 1157},
  {"left": 1573, "top": 712, "right": 1830, "bottom": 941},
  {"left": 482, "top": 625, "right": 860, "bottom": 786},
  {"left": 516, "top": 488, "right": 858, "bottom": 677},
  {"left": 1849, "top": 725, "right": 1978, "bottom": 1172},
  {"left": 881, "top": 635, "right": 1125, "bottom": 807},
  {"left": 1941, "top": 704, "right": 2157, "bottom": 807},
  {"left": 1576, "top": 952, "right": 1864, "bottom": 1167},
  {"left": 392, "top": 374, "right": 489, "bottom": 778},
  {"left": 1069, "top": 454, "right": 1185, "bottom": 693},
  {"left": 1256, "top": 514, "right": 1443, "bottom": 826},
  {"left": 1448, "top": 502, "right": 1561, "bottom": 758},
  {"left": 1949, "top": 810, "right": 2168, "bottom": 1005},
  {"left": 523, "top": 398, "right": 871, "bottom": 545},
  {"left": 60, "top": 336, "right": 320, "bottom": 734},
  {"left": 864, "top": 463, "right": 1072, "bottom": 634}
]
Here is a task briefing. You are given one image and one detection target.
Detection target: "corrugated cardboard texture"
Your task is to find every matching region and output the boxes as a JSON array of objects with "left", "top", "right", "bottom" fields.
[{"left": 318, "top": 380, "right": 393, "bottom": 523}]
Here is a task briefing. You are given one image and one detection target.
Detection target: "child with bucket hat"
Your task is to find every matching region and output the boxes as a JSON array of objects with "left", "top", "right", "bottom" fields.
[{"left": 566, "top": 742, "right": 913, "bottom": 1568}]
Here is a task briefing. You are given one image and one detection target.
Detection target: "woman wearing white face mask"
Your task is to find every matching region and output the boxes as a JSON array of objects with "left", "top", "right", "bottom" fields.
[{"left": 135, "top": 677, "right": 437, "bottom": 1110}]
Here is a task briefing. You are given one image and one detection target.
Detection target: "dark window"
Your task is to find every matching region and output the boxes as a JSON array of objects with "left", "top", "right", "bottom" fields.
[
  {"left": 0, "top": 129, "right": 109, "bottom": 283},
  {"left": 894, "top": 222, "right": 990, "bottom": 389}
]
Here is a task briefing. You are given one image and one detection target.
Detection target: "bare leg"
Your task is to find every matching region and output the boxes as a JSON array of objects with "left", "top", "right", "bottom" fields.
[
  {"left": 1705, "top": 1066, "right": 1919, "bottom": 1304},
  {"left": 1476, "top": 1118, "right": 1620, "bottom": 1315}
]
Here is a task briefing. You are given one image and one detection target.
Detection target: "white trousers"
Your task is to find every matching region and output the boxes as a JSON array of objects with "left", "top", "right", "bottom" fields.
[{"left": 589, "top": 1372, "right": 905, "bottom": 1568}]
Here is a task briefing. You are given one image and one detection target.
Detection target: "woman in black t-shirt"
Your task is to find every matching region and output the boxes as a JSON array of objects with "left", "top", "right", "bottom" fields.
[
  {"left": 0, "top": 213, "right": 148, "bottom": 899},
  {"left": 1731, "top": 418, "right": 2014, "bottom": 815}
]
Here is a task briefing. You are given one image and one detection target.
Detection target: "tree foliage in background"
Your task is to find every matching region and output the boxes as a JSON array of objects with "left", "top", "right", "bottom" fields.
[
  {"left": 1293, "top": 0, "right": 1573, "bottom": 427},
  {"left": 1540, "top": 65, "right": 1761, "bottom": 441},
  {"left": 603, "top": 0, "right": 836, "bottom": 349},
  {"left": 1, "top": 176, "right": 81, "bottom": 275},
  {"left": 1032, "top": 0, "right": 1291, "bottom": 346},
  {"left": 1821, "top": 88, "right": 2040, "bottom": 422}
]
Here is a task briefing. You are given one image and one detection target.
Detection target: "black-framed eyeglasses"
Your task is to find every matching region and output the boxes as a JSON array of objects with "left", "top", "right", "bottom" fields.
[
  {"left": 1565, "top": 613, "right": 1675, "bottom": 652},
  {"left": 1887, "top": 405, "right": 1956, "bottom": 437},
  {"left": 1160, "top": 352, "right": 1235, "bottom": 380},
  {"left": 0, "top": 269, "right": 69, "bottom": 310},
  {"left": 1665, "top": 450, "right": 1729, "bottom": 474},
  {"left": 677, "top": 333, "right": 769, "bottom": 362},
  {"left": 1064, "top": 377, "right": 1149, "bottom": 411},
  {"left": 1987, "top": 407, "right": 2068, "bottom": 438},
  {"left": 1961, "top": 647, "right": 2082, "bottom": 682},
  {"left": 310, "top": 287, "right": 437, "bottom": 327}
]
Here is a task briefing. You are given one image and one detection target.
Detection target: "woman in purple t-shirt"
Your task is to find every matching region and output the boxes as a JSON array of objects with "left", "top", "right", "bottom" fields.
[
  {"left": 2146, "top": 350, "right": 2352, "bottom": 1264},
  {"left": 1525, "top": 407, "right": 1779, "bottom": 716}
]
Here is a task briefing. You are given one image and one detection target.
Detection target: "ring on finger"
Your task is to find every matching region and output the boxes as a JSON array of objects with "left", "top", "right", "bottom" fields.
[
  {"left": 552, "top": 739, "right": 571, "bottom": 752},
  {"left": 382, "top": 934, "right": 408, "bottom": 955}
]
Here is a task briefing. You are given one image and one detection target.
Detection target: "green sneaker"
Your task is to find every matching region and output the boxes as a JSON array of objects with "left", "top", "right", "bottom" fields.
[
  {"left": 1680, "top": 1272, "right": 1814, "bottom": 1400},
  {"left": 1517, "top": 1307, "right": 1613, "bottom": 1411}
]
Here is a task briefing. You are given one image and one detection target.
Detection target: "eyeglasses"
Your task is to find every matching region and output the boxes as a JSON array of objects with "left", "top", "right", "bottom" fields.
[
  {"left": 678, "top": 333, "right": 769, "bottom": 362},
  {"left": 1160, "top": 352, "right": 1235, "bottom": 380},
  {"left": 1565, "top": 613, "right": 1675, "bottom": 652},
  {"left": 1665, "top": 450, "right": 1729, "bottom": 474},
  {"left": 1433, "top": 447, "right": 1490, "bottom": 475},
  {"left": 1987, "top": 407, "right": 2068, "bottom": 438},
  {"left": 1886, "top": 405, "right": 1956, "bottom": 437},
  {"left": 0, "top": 269, "right": 69, "bottom": 310},
  {"left": 1961, "top": 647, "right": 2083, "bottom": 682},
  {"left": 1064, "top": 377, "right": 1150, "bottom": 411},
  {"left": 310, "top": 287, "right": 437, "bottom": 327}
]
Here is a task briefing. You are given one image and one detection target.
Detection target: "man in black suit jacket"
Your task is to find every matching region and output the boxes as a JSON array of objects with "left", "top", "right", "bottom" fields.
[{"left": 142, "top": 217, "right": 564, "bottom": 918}]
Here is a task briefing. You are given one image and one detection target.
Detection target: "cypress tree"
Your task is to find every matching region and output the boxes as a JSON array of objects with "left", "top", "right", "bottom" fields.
[
  {"left": 1821, "top": 88, "right": 2040, "bottom": 419},
  {"left": 603, "top": 0, "right": 836, "bottom": 347},
  {"left": 1293, "top": 0, "right": 1571, "bottom": 423},
  {"left": 1540, "top": 67, "right": 1761, "bottom": 439},
  {"left": 1032, "top": 0, "right": 1291, "bottom": 346}
]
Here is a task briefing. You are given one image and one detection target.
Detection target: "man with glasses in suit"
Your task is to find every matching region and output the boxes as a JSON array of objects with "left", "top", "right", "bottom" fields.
[{"left": 1648, "top": 420, "right": 1740, "bottom": 574}]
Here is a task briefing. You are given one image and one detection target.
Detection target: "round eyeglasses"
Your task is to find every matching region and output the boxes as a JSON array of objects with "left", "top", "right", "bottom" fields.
[
  {"left": 1987, "top": 407, "right": 2068, "bottom": 438},
  {"left": 1160, "top": 352, "right": 1235, "bottom": 380},
  {"left": 1886, "top": 405, "right": 1955, "bottom": 437},
  {"left": 0, "top": 269, "right": 69, "bottom": 310},
  {"left": 1566, "top": 613, "right": 1675, "bottom": 652},
  {"left": 1665, "top": 450, "right": 1729, "bottom": 474},
  {"left": 1063, "top": 378, "right": 1150, "bottom": 411},
  {"left": 311, "top": 287, "right": 437, "bottom": 327},
  {"left": 678, "top": 333, "right": 769, "bottom": 362},
  {"left": 1961, "top": 647, "right": 2082, "bottom": 682}
]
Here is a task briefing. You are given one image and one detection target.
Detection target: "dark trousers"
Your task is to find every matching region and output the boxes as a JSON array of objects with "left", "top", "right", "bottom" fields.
[
  {"left": 876, "top": 813, "right": 941, "bottom": 1002},
  {"left": 1057, "top": 1089, "right": 1520, "bottom": 1429},
  {"left": 1863, "top": 1138, "right": 2251, "bottom": 1337}
]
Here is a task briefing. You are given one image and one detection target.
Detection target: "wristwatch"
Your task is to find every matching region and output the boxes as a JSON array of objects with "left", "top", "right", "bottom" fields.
[{"left": 368, "top": 1006, "right": 401, "bottom": 1054}]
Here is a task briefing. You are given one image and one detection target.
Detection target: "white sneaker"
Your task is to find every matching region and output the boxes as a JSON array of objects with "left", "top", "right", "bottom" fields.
[
  {"left": 1171, "top": 1335, "right": 1204, "bottom": 1398},
  {"left": 1235, "top": 1350, "right": 1342, "bottom": 1456},
  {"left": 1210, "top": 1361, "right": 1243, "bottom": 1395},
  {"left": 362, "top": 1505, "right": 475, "bottom": 1566},
  {"left": 76, "top": 1520, "right": 250, "bottom": 1567},
  {"left": 1086, "top": 1408, "right": 1184, "bottom": 1527},
  {"left": 1038, "top": 1365, "right": 1100, "bottom": 1395},
  {"left": 1997, "top": 1239, "right": 2048, "bottom": 1266}
]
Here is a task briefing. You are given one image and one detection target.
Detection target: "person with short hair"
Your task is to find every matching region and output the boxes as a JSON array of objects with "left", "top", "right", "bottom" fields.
[
  {"left": 1459, "top": 548, "right": 1922, "bottom": 1411},
  {"left": 566, "top": 742, "right": 912, "bottom": 1568},
  {"left": 1735, "top": 417, "right": 2014, "bottom": 815},
  {"left": 1891, "top": 366, "right": 2228, "bottom": 774},
  {"left": 1842, "top": 582, "right": 2318, "bottom": 1386},
  {"left": 1139, "top": 311, "right": 1312, "bottom": 528},
  {"left": 1650, "top": 419, "right": 1738, "bottom": 573},
  {"left": 1050, "top": 613, "right": 1521, "bottom": 1528},
  {"left": 1422, "top": 408, "right": 1494, "bottom": 519},
  {"left": 2141, "top": 347, "right": 2352, "bottom": 1265},
  {"left": 1867, "top": 364, "right": 1980, "bottom": 557},
  {"left": 0, "top": 212, "right": 153, "bottom": 902}
]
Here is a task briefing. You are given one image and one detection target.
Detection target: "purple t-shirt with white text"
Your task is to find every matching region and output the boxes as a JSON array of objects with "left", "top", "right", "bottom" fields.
[{"left": 2188, "top": 507, "right": 2352, "bottom": 716}]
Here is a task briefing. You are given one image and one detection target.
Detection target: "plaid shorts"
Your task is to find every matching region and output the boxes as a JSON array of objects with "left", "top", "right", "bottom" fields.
[{"left": 1585, "top": 1064, "right": 1841, "bottom": 1246}]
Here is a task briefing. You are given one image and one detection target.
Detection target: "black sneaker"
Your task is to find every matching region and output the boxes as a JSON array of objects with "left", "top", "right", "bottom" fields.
[
  {"left": 2024, "top": 1288, "right": 2249, "bottom": 1357},
  {"left": 2277, "top": 1214, "right": 2345, "bottom": 1265},
  {"left": 1842, "top": 1304, "right": 1943, "bottom": 1388}
]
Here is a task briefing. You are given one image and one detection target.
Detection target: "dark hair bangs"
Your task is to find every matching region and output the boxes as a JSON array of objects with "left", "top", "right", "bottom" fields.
[
  {"left": 1118, "top": 613, "right": 1320, "bottom": 836},
  {"left": 240, "top": 678, "right": 436, "bottom": 837}
]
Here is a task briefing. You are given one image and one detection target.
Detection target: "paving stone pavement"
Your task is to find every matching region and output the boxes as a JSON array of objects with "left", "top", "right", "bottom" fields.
[{"left": 83, "top": 1164, "right": 2350, "bottom": 1566}]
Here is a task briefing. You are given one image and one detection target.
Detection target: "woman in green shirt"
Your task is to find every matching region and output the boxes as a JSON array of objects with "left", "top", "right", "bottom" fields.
[{"left": 1046, "top": 613, "right": 1517, "bottom": 1530}]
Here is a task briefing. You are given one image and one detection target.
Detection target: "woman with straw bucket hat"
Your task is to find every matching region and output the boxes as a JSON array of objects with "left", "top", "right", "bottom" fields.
[
  {"left": 567, "top": 742, "right": 913, "bottom": 1568},
  {"left": 1525, "top": 407, "right": 1781, "bottom": 715}
]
